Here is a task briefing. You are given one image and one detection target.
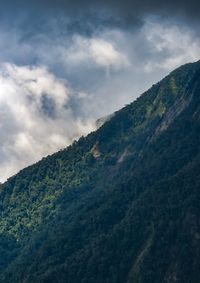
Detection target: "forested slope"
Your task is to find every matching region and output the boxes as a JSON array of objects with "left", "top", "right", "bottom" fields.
[{"left": 0, "top": 61, "right": 200, "bottom": 283}]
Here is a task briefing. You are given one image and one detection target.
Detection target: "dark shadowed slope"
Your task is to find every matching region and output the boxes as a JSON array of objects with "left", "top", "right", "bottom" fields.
[{"left": 0, "top": 61, "right": 200, "bottom": 283}]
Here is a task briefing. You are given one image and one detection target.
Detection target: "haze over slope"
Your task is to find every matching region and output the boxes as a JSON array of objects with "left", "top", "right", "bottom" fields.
[{"left": 0, "top": 61, "right": 200, "bottom": 283}]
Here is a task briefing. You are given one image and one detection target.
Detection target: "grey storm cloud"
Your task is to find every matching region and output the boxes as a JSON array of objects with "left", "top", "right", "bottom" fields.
[
  {"left": 0, "top": 0, "right": 200, "bottom": 35},
  {"left": 2, "top": 0, "right": 200, "bottom": 18}
]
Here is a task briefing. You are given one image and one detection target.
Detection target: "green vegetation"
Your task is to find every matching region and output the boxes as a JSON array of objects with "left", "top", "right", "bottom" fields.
[{"left": 0, "top": 61, "right": 200, "bottom": 283}]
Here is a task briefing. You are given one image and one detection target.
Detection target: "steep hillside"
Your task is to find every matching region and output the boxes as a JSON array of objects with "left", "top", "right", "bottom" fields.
[{"left": 0, "top": 61, "right": 200, "bottom": 283}]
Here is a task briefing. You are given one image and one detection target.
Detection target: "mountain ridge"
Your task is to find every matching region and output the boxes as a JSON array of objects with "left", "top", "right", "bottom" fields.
[{"left": 0, "top": 60, "right": 200, "bottom": 283}]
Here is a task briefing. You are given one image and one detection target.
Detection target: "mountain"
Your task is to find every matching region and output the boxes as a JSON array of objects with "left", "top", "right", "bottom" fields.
[
  {"left": 95, "top": 113, "right": 114, "bottom": 129},
  {"left": 0, "top": 61, "right": 200, "bottom": 283}
]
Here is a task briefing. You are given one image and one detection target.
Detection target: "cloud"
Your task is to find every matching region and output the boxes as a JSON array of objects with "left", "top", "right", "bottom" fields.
[
  {"left": 142, "top": 21, "right": 200, "bottom": 72},
  {"left": 0, "top": 63, "right": 94, "bottom": 182},
  {"left": 0, "top": 0, "right": 200, "bottom": 36},
  {"left": 63, "top": 36, "right": 129, "bottom": 72}
]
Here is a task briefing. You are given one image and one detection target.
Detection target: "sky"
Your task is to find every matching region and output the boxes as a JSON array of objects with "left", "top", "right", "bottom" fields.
[{"left": 0, "top": 0, "right": 199, "bottom": 182}]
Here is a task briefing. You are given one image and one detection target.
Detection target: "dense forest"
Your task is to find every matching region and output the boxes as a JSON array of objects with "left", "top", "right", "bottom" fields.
[{"left": 0, "top": 61, "right": 200, "bottom": 283}]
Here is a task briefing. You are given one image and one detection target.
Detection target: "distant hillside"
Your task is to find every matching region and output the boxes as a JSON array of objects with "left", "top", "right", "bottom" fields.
[{"left": 0, "top": 60, "right": 200, "bottom": 283}]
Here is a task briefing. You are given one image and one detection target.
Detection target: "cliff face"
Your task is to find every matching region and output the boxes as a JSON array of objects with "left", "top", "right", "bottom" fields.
[{"left": 0, "top": 61, "right": 200, "bottom": 283}]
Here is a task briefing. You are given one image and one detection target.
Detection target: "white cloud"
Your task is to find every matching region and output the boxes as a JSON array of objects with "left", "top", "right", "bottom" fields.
[
  {"left": 63, "top": 36, "right": 129, "bottom": 71},
  {"left": 143, "top": 21, "right": 200, "bottom": 72},
  {"left": 0, "top": 63, "right": 95, "bottom": 182}
]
